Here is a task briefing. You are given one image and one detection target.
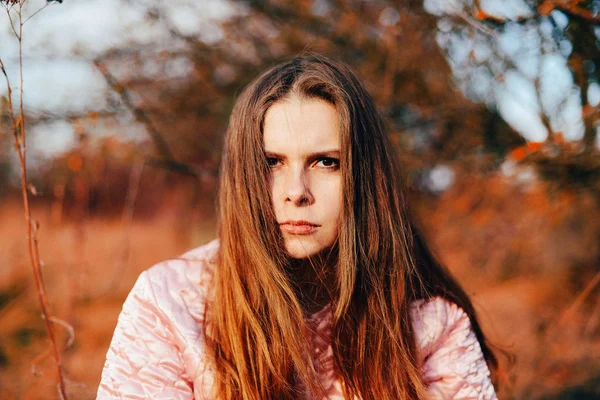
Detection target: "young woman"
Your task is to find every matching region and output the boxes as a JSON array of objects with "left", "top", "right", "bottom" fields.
[{"left": 97, "top": 54, "right": 498, "bottom": 399}]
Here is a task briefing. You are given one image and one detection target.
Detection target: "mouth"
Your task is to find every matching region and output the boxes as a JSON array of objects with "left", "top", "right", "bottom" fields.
[{"left": 279, "top": 220, "right": 320, "bottom": 235}]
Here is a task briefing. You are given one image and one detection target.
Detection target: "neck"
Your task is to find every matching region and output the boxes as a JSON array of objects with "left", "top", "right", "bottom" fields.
[{"left": 287, "top": 245, "right": 337, "bottom": 315}]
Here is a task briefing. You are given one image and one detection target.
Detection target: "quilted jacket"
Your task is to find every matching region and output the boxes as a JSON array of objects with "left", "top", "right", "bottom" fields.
[{"left": 97, "top": 239, "right": 497, "bottom": 399}]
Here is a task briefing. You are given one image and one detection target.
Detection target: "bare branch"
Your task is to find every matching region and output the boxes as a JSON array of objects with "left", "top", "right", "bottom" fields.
[
  {"left": 538, "top": 1, "right": 600, "bottom": 24},
  {"left": 93, "top": 59, "right": 176, "bottom": 159},
  {"left": 1, "top": 2, "right": 17, "bottom": 15},
  {"left": 4, "top": 6, "right": 20, "bottom": 39},
  {"left": 93, "top": 58, "right": 198, "bottom": 177},
  {"left": 558, "top": 271, "right": 600, "bottom": 326},
  {"left": 31, "top": 349, "right": 51, "bottom": 377},
  {"left": 455, "top": 10, "right": 499, "bottom": 38},
  {"left": 23, "top": 2, "right": 49, "bottom": 25},
  {"left": 471, "top": 0, "right": 600, "bottom": 25},
  {"left": 1, "top": 2, "right": 69, "bottom": 398},
  {"left": 49, "top": 316, "right": 76, "bottom": 349}
]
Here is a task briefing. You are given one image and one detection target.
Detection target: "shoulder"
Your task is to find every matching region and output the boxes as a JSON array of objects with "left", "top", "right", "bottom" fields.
[
  {"left": 409, "top": 296, "right": 471, "bottom": 358},
  {"left": 98, "top": 240, "right": 220, "bottom": 398},
  {"left": 409, "top": 297, "right": 498, "bottom": 399},
  {"left": 144, "top": 238, "right": 219, "bottom": 288},
  {"left": 137, "top": 238, "right": 219, "bottom": 324}
]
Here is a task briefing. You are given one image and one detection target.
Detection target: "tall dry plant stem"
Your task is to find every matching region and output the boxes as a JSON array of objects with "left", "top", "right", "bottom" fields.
[{"left": 0, "top": 1, "right": 68, "bottom": 399}]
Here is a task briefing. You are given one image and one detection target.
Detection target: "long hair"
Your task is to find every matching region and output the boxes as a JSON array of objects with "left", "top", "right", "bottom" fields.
[{"left": 207, "top": 54, "right": 498, "bottom": 399}]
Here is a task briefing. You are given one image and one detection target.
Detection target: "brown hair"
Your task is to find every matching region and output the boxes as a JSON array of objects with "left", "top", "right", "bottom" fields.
[{"left": 208, "top": 54, "right": 498, "bottom": 399}]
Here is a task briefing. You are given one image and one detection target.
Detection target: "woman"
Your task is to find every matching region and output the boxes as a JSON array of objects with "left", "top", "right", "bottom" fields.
[{"left": 98, "top": 54, "right": 498, "bottom": 399}]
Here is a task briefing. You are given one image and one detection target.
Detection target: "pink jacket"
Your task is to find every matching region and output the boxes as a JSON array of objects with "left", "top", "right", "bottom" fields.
[{"left": 97, "top": 239, "right": 497, "bottom": 399}]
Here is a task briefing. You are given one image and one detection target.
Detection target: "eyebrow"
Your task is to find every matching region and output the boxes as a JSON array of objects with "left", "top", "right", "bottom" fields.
[{"left": 264, "top": 149, "right": 341, "bottom": 159}]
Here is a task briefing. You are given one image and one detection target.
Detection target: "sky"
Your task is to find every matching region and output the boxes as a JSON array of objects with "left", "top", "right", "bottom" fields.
[
  {"left": 425, "top": 0, "right": 598, "bottom": 143},
  {"left": 0, "top": 0, "right": 240, "bottom": 165},
  {"left": 422, "top": 0, "right": 600, "bottom": 190}
]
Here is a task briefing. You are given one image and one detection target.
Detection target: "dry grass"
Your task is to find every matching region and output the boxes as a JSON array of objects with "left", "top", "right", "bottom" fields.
[
  {"left": 0, "top": 174, "right": 598, "bottom": 399},
  {"left": 0, "top": 196, "right": 216, "bottom": 400}
]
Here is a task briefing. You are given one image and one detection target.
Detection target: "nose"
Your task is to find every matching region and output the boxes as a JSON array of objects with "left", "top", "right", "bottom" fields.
[{"left": 284, "top": 166, "right": 314, "bottom": 206}]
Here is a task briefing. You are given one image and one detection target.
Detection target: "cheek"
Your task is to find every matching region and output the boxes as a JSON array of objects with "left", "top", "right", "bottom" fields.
[
  {"left": 269, "top": 174, "right": 282, "bottom": 206},
  {"left": 319, "top": 179, "right": 342, "bottom": 222},
  {"left": 333, "top": 185, "right": 342, "bottom": 226}
]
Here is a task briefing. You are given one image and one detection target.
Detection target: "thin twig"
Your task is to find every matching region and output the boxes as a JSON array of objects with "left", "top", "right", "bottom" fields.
[
  {"left": 23, "top": 2, "right": 49, "bottom": 25},
  {"left": 93, "top": 58, "right": 200, "bottom": 177},
  {"left": 557, "top": 271, "right": 600, "bottom": 326},
  {"left": 455, "top": 10, "right": 499, "bottom": 38},
  {"left": 31, "top": 349, "right": 51, "bottom": 377},
  {"left": 3, "top": 6, "right": 20, "bottom": 39},
  {"left": 538, "top": 0, "right": 600, "bottom": 24},
  {"left": 93, "top": 58, "right": 176, "bottom": 161},
  {"left": 583, "top": 292, "right": 600, "bottom": 336},
  {"left": 49, "top": 316, "right": 76, "bottom": 349},
  {"left": 29, "top": 317, "right": 76, "bottom": 376},
  {"left": 1, "top": 2, "right": 69, "bottom": 398}
]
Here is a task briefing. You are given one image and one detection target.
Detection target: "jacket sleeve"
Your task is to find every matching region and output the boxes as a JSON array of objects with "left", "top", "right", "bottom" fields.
[
  {"left": 416, "top": 298, "right": 498, "bottom": 400},
  {"left": 97, "top": 271, "right": 194, "bottom": 399}
]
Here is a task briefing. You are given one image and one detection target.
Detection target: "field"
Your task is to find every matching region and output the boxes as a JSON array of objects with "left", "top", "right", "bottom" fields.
[{"left": 0, "top": 174, "right": 598, "bottom": 399}]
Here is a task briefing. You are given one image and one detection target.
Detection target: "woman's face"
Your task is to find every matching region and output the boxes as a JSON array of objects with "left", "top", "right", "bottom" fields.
[{"left": 263, "top": 95, "right": 342, "bottom": 259}]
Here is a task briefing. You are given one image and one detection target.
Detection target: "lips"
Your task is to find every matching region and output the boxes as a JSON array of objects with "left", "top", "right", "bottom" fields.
[{"left": 279, "top": 220, "right": 320, "bottom": 235}]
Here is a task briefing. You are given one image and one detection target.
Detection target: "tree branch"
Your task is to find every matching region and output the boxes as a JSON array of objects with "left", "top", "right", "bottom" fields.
[
  {"left": 93, "top": 58, "right": 197, "bottom": 177},
  {"left": 539, "top": 1, "right": 600, "bottom": 24},
  {"left": 23, "top": 2, "right": 49, "bottom": 25},
  {"left": 3, "top": 5, "right": 20, "bottom": 39},
  {"left": 455, "top": 9, "right": 500, "bottom": 37}
]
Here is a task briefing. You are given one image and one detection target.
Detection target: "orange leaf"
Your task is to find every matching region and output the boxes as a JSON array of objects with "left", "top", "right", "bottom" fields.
[
  {"left": 508, "top": 146, "right": 527, "bottom": 161},
  {"left": 538, "top": 1, "right": 555, "bottom": 15},
  {"left": 68, "top": 155, "right": 83, "bottom": 172},
  {"left": 474, "top": 9, "right": 504, "bottom": 22},
  {"left": 526, "top": 142, "right": 542, "bottom": 152},
  {"left": 474, "top": 9, "right": 487, "bottom": 20}
]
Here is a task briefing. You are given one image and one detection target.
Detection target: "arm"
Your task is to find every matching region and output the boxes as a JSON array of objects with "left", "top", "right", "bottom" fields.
[
  {"left": 97, "top": 271, "right": 194, "bottom": 399},
  {"left": 416, "top": 298, "right": 497, "bottom": 400}
]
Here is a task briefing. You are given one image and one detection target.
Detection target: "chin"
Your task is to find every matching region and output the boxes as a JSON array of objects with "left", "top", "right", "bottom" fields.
[{"left": 283, "top": 237, "right": 331, "bottom": 259}]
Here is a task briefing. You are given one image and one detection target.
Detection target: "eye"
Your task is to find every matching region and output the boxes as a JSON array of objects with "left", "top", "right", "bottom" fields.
[
  {"left": 266, "top": 157, "right": 281, "bottom": 168},
  {"left": 315, "top": 157, "right": 340, "bottom": 169}
]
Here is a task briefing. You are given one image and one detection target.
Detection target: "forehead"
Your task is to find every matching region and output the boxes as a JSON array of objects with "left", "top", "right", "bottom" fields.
[{"left": 263, "top": 96, "right": 340, "bottom": 153}]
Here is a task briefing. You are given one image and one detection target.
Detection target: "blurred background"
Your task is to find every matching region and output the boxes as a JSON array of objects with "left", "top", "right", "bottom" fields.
[{"left": 0, "top": 0, "right": 599, "bottom": 399}]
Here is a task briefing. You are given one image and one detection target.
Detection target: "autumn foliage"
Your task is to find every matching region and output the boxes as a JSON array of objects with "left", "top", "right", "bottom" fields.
[{"left": 0, "top": 0, "right": 599, "bottom": 399}]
